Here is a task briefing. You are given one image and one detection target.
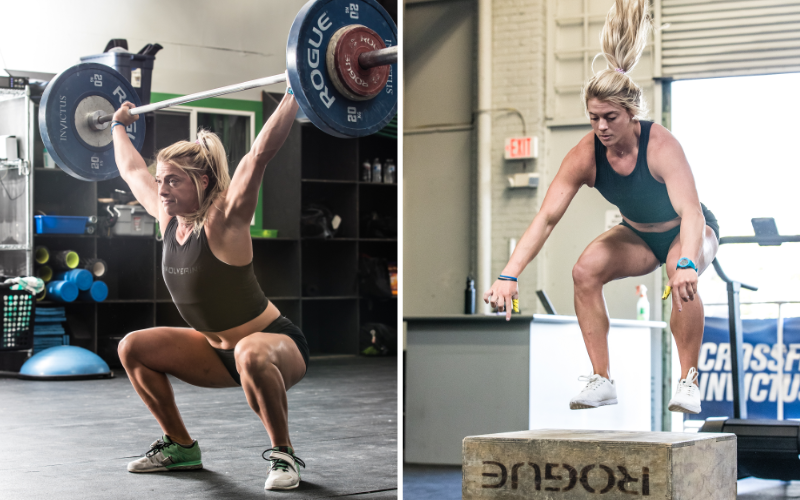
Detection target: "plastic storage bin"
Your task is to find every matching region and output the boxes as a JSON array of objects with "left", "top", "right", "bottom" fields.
[
  {"left": 112, "top": 205, "right": 155, "bottom": 236},
  {"left": 80, "top": 52, "right": 155, "bottom": 104},
  {"left": 0, "top": 284, "right": 35, "bottom": 351},
  {"left": 34, "top": 216, "right": 90, "bottom": 235}
]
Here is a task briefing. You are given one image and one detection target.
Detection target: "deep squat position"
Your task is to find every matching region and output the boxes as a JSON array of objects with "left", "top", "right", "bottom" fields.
[
  {"left": 112, "top": 86, "right": 309, "bottom": 490},
  {"left": 484, "top": 0, "right": 718, "bottom": 414}
]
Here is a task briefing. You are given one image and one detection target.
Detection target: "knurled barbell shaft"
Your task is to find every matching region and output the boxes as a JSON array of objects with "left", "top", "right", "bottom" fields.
[{"left": 96, "top": 45, "right": 397, "bottom": 125}]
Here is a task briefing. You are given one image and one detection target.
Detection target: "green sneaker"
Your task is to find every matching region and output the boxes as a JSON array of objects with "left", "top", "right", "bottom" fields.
[{"left": 127, "top": 435, "right": 203, "bottom": 473}]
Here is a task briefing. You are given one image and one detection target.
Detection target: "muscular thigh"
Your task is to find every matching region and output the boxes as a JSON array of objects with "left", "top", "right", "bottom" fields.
[
  {"left": 234, "top": 333, "right": 306, "bottom": 390},
  {"left": 576, "top": 225, "right": 661, "bottom": 283},
  {"left": 665, "top": 225, "right": 720, "bottom": 279},
  {"left": 121, "top": 327, "right": 238, "bottom": 388}
]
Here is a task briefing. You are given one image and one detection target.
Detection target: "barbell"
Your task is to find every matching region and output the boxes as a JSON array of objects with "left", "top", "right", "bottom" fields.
[{"left": 38, "top": 0, "right": 397, "bottom": 182}]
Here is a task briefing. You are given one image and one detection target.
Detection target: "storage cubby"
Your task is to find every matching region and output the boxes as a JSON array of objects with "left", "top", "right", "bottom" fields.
[
  {"left": 301, "top": 298, "right": 359, "bottom": 353},
  {"left": 252, "top": 240, "right": 301, "bottom": 298},
  {"left": 269, "top": 299, "right": 301, "bottom": 326},
  {"left": 359, "top": 240, "right": 398, "bottom": 261},
  {"left": 302, "top": 240, "right": 358, "bottom": 297},
  {"left": 359, "top": 135, "right": 397, "bottom": 168},
  {"left": 359, "top": 297, "right": 398, "bottom": 326},
  {"left": 300, "top": 127, "right": 358, "bottom": 181},
  {"left": 97, "top": 238, "right": 155, "bottom": 300},
  {"left": 63, "top": 303, "right": 97, "bottom": 349},
  {"left": 33, "top": 169, "right": 96, "bottom": 216},
  {"left": 156, "top": 302, "right": 189, "bottom": 328},
  {"left": 302, "top": 182, "right": 358, "bottom": 238}
]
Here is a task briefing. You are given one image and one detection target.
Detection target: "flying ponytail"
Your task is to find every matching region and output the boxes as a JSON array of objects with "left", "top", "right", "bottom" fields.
[{"left": 583, "top": 0, "right": 653, "bottom": 120}]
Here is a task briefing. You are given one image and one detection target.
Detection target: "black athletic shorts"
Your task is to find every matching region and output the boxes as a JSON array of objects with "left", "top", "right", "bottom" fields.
[
  {"left": 619, "top": 203, "right": 719, "bottom": 264},
  {"left": 212, "top": 316, "right": 309, "bottom": 385}
]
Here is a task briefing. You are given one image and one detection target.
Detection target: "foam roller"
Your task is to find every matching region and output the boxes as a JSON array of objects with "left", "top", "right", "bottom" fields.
[
  {"left": 46, "top": 280, "right": 78, "bottom": 303},
  {"left": 54, "top": 269, "right": 93, "bottom": 291},
  {"left": 78, "top": 281, "right": 108, "bottom": 302}
]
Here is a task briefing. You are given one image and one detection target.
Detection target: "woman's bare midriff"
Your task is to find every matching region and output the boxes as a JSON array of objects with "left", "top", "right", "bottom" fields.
[
  {"left": 623, "top": 215, "right": 681, "bottom": 233},
  {"left": 199, "top": 300, "right": 282, "bottom": 350}
]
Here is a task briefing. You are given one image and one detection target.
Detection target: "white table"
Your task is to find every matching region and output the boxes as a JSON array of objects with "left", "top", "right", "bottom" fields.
[{"left": 404, "top": 314, "right": 666, "bottom": 464}]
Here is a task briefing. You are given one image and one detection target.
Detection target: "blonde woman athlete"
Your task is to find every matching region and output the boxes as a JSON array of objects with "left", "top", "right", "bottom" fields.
[
  {"left": 484, "top": 0, "right": 718, "bottom": 414},
  {"left": 111, "top": 90, "right": 309, "bottom": 490}
]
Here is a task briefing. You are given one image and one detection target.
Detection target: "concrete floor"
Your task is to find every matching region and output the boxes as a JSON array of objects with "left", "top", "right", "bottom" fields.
[
  {"left": 0, "top": 356, "right": 397, "bottom": 499},
  {"left": 403, "top": 465, "right": 800, "bottom": 499}
]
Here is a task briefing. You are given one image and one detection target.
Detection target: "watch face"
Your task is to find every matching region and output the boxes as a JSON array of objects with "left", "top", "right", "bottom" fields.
[{"left": 678, "top": 258, "right": 689, "bottom": 267}]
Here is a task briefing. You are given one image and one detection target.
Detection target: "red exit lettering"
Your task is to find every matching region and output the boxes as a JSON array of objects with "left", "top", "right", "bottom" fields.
[{"left": 504, "top": 137, "right": 537, "bottom": 160}]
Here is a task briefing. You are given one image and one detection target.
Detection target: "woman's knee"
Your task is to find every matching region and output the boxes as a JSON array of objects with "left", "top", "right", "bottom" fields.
[
  {"left": 117, "top": 330, "right": 147, "bottom": 364},
  {"left": 572, "top": 254, "right": 604, "bottom": 290},
  {"left": 234, "top": 339, "right": 276, "bottom": 376}
]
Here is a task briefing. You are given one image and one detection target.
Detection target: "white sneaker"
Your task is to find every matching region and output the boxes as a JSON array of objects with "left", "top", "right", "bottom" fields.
[
  {"left": 263, "top": 448, "right": 305, "bottom": 490},
  {"left": 668, "top": 367, "right": 701, "bottom": 414},
  {"left": 569, "top": 373, "right": 618, "bottom": 409}
]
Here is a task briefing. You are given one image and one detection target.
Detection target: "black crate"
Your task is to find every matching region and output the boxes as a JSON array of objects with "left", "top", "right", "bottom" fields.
[{"left": 1, "top": 284, "right": 35, "bottom": 350}]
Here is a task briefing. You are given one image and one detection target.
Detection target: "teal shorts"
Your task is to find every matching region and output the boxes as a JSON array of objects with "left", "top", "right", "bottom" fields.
[{"left": 619, "top": 203, "right": 719, "bottom": 265}]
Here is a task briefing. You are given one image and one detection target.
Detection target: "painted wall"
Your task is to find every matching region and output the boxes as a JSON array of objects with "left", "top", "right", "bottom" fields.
[
  {"left": 403, "top": 0, "right": 476, "bottom": 315},
  {"left": 0, "top": 1, "right": 306, "bottom": 99}
]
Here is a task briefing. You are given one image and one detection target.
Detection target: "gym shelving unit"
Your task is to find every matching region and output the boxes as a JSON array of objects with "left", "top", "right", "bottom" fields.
[
  {"left": 27, "top": 93, "right": 396, "bottom": 368},
  {"left": 261, "top": 92, "right": 397, "bottom": 355}
]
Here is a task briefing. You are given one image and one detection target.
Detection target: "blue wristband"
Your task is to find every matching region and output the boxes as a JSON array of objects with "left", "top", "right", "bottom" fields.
[
  {"left": 498, "top": 275, "right": 518, "bottom": 282},
  {"left": 110, "top": 121, "right": 124, "bottom": 131},
  {"left": 286, "top": 87, "right": 293, "bottom": 95}
]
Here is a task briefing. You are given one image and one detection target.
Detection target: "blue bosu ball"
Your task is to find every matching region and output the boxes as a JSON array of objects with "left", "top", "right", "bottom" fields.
[{"left": 19, "top": 345, "right": 112, "bottom": 380}]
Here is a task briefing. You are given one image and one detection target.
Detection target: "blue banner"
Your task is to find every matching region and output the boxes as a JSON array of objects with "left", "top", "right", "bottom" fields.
[
  {"left": 782, "top": 317, "right": 800, "bottom": 419},
  {"left": 690, "top": 316, "right": 780, "bottom": 420}
]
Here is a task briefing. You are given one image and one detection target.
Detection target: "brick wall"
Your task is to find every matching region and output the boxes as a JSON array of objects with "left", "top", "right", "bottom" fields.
[{"left": 489, "top": 0, "right": 548, "bottom": 313}]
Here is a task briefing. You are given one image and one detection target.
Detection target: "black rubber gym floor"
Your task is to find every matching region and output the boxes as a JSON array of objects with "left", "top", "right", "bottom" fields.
[{"left": 0, "top": 356, "right": 397, "bottom": 499}]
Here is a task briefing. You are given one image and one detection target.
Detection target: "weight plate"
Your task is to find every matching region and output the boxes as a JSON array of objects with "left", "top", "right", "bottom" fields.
[
  {"left": 326, "top": 25, "right": 389, "bottom": 101},
  {"left": 287, "top": 0, "right": 397, "bottom": 138},
  {"left": 39, "top": 63, "right": 145, "bottom": 181}
]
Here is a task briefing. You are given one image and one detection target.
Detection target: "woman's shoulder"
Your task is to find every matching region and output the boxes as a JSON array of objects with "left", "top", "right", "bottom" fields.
[
  {"left": 553, "top": 131, "right": 597, "bottom": 185},
  {"left": 566, "top": 131, "right": 598, "bottom": 168},
  {"left": 645, "top": 122, "right": 682, "bottom": 157}
]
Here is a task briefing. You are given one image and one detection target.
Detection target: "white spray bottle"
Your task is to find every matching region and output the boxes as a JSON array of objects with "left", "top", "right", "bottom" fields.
[{"left": 636, "top": 284, "right": 650, "bottom": 321}]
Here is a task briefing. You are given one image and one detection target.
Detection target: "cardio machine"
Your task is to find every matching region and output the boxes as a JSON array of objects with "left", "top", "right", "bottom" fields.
[{"left": 698, "top": 217, "right": 800, "bottom": 480}]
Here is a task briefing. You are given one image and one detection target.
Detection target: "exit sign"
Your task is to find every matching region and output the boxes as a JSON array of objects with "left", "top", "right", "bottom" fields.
[{"left": 504, "top": 136, "right": 538, "bottom": 160}]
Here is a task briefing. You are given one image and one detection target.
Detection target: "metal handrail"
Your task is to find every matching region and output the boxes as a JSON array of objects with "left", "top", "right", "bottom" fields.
[{"left": 711, "top": 258, "right": 758, "bottom": 291}]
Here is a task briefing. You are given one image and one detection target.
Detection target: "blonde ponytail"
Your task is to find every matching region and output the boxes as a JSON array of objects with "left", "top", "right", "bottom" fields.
[
  {"left": 583, "top": 0, "right": 652, "bottom": 120},
  {"left": 156, "top": 129, "right": 231, "bottom": 234}
]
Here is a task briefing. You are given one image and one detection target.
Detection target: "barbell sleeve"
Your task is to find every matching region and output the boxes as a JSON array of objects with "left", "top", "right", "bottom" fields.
[
  {"left": 96, "top": 46, "right": 397, "bottom": 125},
  {"left": 358, "top": 46, "right": 398, "bottom": 69}
]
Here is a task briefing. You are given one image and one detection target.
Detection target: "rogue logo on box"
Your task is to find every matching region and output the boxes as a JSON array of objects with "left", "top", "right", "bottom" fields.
[{"left": 481, "top": 461, "right": 650, "bottom": 495}]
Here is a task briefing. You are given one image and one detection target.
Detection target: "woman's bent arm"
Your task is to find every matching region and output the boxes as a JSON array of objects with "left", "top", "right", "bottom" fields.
[{"left": 484, "top": 133, "right": 594, "bottom": 318}]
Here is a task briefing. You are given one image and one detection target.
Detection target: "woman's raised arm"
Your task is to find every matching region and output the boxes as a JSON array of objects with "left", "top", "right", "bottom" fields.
[
  {"left": 112, "top": 102, "right": 160, "bottom": 219},
  {"left": 224, "top": 91, "right": 299, "bottom": 224}
]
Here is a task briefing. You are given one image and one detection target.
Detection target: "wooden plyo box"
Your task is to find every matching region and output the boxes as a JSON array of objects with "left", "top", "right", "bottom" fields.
[{"left": 463, "top": 429, "right": 736, "bottom": 499}]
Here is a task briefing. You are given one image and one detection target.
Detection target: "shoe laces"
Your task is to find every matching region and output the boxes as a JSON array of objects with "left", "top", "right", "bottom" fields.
[
  {"left": 262, "top": 448, "right": 306, "bottom": 474},
  {"left": 578, "top": 373, "right": 605, "bottom": 391},
  {"left": 145, "top": 438, "right": 168, "bottom": 458},
  {"left": 678, "top": 367, "right": 699, "bottom": 393}
]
